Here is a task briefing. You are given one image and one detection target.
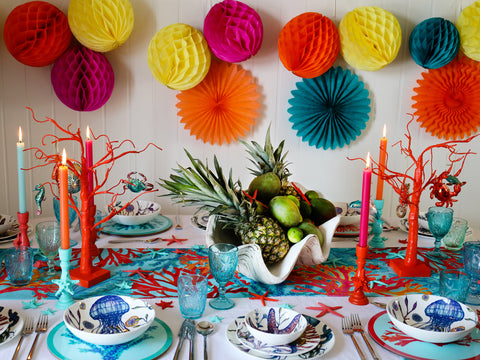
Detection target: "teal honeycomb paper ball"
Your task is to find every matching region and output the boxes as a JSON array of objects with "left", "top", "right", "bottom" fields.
[
  {"left": 288, "top": 67, "right": 371, "bottom": 150},
  {"left": 409, "top": 17, "right": 459, "bottom": 69}
]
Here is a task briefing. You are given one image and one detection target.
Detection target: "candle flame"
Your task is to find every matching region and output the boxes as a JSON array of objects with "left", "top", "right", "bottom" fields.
[
  {"left": 86, "top": 126, "right": 91, "bottom": 140},
  {"left": 18, "top": 127, "right": 23, "bottom": 142},
  {"left": 62, "top": 148, "right": 67, "bottom": 165},
  {"left": 366, "top": 152, "right": 371, "bottom": 168},
  {"left": 383, "top": 124, "right": 387, "bottom": 138}
]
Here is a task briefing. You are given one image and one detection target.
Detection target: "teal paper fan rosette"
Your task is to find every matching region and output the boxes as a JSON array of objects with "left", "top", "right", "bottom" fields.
[
  {"left": 288, "top": 67, "right": 371, "bottom": 149},
  {"left": 409, "top": 17, "right": 460, "bottom": 69}
]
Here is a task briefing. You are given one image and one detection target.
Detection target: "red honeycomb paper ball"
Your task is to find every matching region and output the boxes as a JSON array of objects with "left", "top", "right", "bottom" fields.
[
  {"left": 51, "top": 45, "right": 115, "bottom": 112},
  {"left": 3, "top": 1, "right": 72, "bottom": 67},
  {"left": 278, "top": 12, "right": 340, "bottom": 78}
]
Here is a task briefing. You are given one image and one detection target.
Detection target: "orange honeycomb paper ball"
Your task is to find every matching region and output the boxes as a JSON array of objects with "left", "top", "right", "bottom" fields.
[
  {"left": 176, "top": 60, "right": 260, "bottom": 145},
  {"left": 278, "top": 12, "right": 340, "bottom": 78},
  {"left": 3, "top": 1, "right": 72, "bottom": 67},
  {"left": 339, "top": 6, "right": 402, "bottom": 71},
  {"left": 456, "top": 0, "right": 480, "bottom": 62},
  {"left": 412, "top": 56, "right": 480, "bottom": 140}
]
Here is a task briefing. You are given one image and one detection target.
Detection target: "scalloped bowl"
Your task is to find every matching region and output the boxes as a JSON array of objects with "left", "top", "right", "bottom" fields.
[
  {"left": 387, "top": 294, "right": 478, "bottom": 343},
  {"left": 64, "top": 295, "right": 155, "bottom": 345},
  {"left": 245, "top": 307, "right": 307, "bottom": 345},
  {"left": 109, "top": 200, "right": 160, "bottom": 226},
  {"left": 206, "top": 214, "right": 340, "bottom": 284},
  {"left": 0, "top": 214, "right": 15, "bottom": 235}
]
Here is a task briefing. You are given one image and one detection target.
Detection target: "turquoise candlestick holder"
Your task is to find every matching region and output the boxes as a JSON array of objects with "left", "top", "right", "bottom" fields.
[
  {"left": 369, "top": 199, "right": 386, "bottom": 248},
  {"left": 54, "top": 247, "right": 79, "bottom": 309}
]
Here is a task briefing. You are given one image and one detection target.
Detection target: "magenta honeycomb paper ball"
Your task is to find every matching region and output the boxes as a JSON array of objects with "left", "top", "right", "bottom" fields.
[
  {"left": 203, "top": 0, "right": 263, "bottom": 63},
  {"left": 51, "top": 45, "right": 115, "bottom": 111}
]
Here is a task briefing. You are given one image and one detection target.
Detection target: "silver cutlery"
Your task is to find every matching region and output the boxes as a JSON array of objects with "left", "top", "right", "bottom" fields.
[
  {"left": 186, "top": 319, "right": 196, "bottom": 360},
  {"left": 342, "top": 316, "right": 366, "bottom": 360},
  {"left": 196, "top": 321, "right": 214, "bottom": 360},
  {"left": 11, "top": 317, "right": 33, "bottom": 360},
  {"left": 108, "top": 237, "right": 161, "bottom": 244},
  {"left": 26, "top": 315, "right": 48, "bottom": 360},
  {"left": 351, "top": 314, "right": 380, "bottom": 360},
  {"left": 173, "top": 319, "right": 195, "bottom": 360}
]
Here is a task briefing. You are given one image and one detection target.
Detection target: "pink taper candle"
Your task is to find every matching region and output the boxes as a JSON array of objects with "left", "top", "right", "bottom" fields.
[
  {"left": 59, "top": 149, "right": 70, "bottom": 249},
  {"left": 86, "top": 126, "right": 94, "bottom": 206},
  {"left": 359, "top": 153, "right": 372, "bottom": 247},
  {"left": 376, "top": 124, "right": 387, "bottom": 200}
]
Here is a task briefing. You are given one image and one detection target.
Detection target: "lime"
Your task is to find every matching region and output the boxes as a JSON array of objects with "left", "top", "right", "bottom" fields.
[{"left": 287, "top": 227, "right": 304, "bottom": 243}]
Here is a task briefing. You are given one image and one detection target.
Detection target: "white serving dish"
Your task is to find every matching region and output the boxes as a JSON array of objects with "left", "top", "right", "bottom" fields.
[
  {"left": 334, "top": 202, "right": 361, "bottom": 225},
  {"left": 205, "top": 214, "right": 340, "bottom": 284},
  {"left": 109, "top": 200, "right": 160, "bottom": 226},
  {"left": 64, "top": 295, "right": 155, "bottom": 345},
  {"left": 0, "top": 214, "right": 15, "bottom": 235},
  {"left": 245, "top": 307, "right": 307, "bottom": 346},
  {"left": 386, "top": 294, "right": 478, "bottom": 343}
]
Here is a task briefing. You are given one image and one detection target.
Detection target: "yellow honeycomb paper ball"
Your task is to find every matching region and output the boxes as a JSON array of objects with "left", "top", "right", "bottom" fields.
[
  {"left": 339, "top": 6, "right": 402, "bottom": 71},
  {"left": 456, "top": 0, "right": 480, "bottom": 61},
  {"left": 148, "top": 24, "right": 211, "bottom": 91},
  {"left": 68, "top": 0, "right": 134, "bottom": 53}
]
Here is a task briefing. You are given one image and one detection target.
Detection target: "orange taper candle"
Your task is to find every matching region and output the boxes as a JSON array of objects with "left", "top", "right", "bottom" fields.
[
  {"left": 376, "top": 124, "right": 387, "bottom": 200},
  {"left": 59, "top": 149, "right": 70, "bottom": 249}
]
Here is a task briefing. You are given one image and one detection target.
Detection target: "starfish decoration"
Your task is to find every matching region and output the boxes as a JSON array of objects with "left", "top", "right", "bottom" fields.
[
  {"left": 123, "top": 267, "right": 151, "bottom": 279},
  {"left": 53, "top": 278, "right": 78, "bottom": 297},
  {"left": 210, "top": 315, "right": 223, "bottom": 323},
  {"left": 115, "top": 280, "right": 132, "bottom": 289},
  {"left": 279, "top": 303, "right": 295, "bottom": 310},
  {"left": 306, "top": 303, "right": 343, "bottom": 318},
  {"left": 22, "top": 299, "right": 44, "bottom": 309},
  {"left": 145, "top": 248, "right": 165, "bottom": 259},
  {"left": 155, "top": 300, "right": 174, "bottom": 310},
  {"left": 162, "top": 235, "right": 188, "bottom": 246},
  {"left": 248, "top": 290, "right": 278, "bottom": 306},
  {"left": 41, "top": 308, "right": 57, "bottom": 316},
  {"left": 386, "top": 251, "right": 405, "bottom": 259},
  {"left": 369, "top": 279, "right": 388, "bottom": 288},
  {"left": 323, "top": 254, "right": 348, "bottom": 267}
]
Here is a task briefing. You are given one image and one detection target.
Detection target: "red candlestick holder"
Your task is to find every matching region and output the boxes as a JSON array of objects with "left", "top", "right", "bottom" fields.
[
  {"left": 349, "top": 244, "right": 371, "bottom": 305},
  {"left": 13, "top": 211, "right": 30, "bottom": 248}
]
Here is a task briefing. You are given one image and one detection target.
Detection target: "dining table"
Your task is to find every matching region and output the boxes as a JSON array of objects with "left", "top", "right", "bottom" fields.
[{"left": 0, "top": 213, "right": 479, "bottom": 360}]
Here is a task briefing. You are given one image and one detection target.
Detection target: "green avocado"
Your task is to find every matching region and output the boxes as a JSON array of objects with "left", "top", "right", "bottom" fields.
[
  {"left": 310, "top": 198, "right": 337, "bottom": 226},
  {"left": 298, "top": 221, "right": 324, "bottom": 246}
]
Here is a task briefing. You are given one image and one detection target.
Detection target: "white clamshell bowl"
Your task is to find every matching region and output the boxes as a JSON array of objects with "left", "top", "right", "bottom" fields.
[
  {"left": 386, "top": 294, "right": 478, "bottom": 343},
  {"left": 205, "top": 214, "right": 340, "bottom": 285},
  {"left": 109, "top": 200, "right": 161, "bottom": 226},
  {"left": 245, "top": 307, "right": 307, "bottom": 346},
  {"left": 64, "top": 295, "right": 155, "bottom": 345}
]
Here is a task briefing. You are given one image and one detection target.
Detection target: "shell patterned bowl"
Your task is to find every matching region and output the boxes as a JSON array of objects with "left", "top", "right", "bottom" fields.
[
  {"left": 109, "top": 200, "right": 161, "bottom": 226},
  {"left": 205, "top": 214, "right": 340, "bottom": 284},
  {"left": 245, "top": 307, "right": 307, "bottom": 346},
  {"left": 64, "top": 295, "right": 155, "bottom": 345},
  {"left": 386, "top": 294, "right": 478, "bottom": 343},
  {"left": 334, "top": 201, "right": 361, "bottom": 225},
  {"left": 0, "top": 214, "right": 15, "bottom": 235}
]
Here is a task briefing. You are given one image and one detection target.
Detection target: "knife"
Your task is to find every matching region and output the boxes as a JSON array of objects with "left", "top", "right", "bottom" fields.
[{"left": 173, "top": 319, "right": 189, "bottom": 360}]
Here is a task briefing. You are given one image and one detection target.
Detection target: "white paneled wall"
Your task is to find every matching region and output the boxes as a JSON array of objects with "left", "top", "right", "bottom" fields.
[{"left": 0, "top": 0, "right": 479, "bottom": 229}]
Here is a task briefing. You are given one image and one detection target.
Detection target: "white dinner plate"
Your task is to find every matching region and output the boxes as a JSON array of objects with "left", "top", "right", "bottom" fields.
[
  {"left": 0, "top": 307, "right": 23, "bottom": 346},
  {"left": 226, "top": 315, "right": 335, "bottom": 359}
]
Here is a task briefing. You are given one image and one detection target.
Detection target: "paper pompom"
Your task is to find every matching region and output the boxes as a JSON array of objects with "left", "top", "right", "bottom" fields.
[
  {"left": 148, "top": 24, "right": 211, "bottom": 91},
  {"left": 68, "top": 0, "right": 134, "bottom": 52},
  {"left": 3, "top": 1, "right": 72, "bottom": 67},
  {"left": 203, "top": 0, "right": 263, "bottom": 63},
  {"left": 456, "top": 0, "right": 480, "bottom": 61},
  {"left": 339, "top": 6, "right": 402, "bottom": 71},
  {"left": 176, "top": 60, "right": 260, "bottom": 145},
  {"left": 51, "top": 45, "right": 115, "bottom": 112},
  {"left": 409, "top": 18, "right": 459, "bottom": 69},
  {"left": 278, "top": 12, "right": 339, "bottom": 78},
  {"left": 288, "top": 67, "right": 371, "bottom": 150},
  {"left": 412, "top": 57, "right": 480, "bottom": 140}
]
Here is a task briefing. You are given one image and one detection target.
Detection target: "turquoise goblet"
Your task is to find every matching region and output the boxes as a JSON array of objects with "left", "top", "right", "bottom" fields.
[
  {"left": 208, "top": 243, "right": 238, "bottom": 310},
  {"left": 425, "top": 206, "right": 453, "bottom": 259},
  {"left": 53, "top": 195, "right": 78, "bottom": 227}
]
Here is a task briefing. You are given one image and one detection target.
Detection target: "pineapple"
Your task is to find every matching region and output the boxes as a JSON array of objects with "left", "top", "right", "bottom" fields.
[
  {"left": 159, "top": 150, "right": 290, "bottom": 265},
  {"left": 241, "top": 126, "right": 299, "bottom": 200}
]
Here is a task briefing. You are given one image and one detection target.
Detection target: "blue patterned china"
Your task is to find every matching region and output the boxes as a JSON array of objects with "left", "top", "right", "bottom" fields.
[
  {"left": 226, "top": 315, "right": 335, "bottom": 359},
  {"left": 245, "top": 307, "right": 307, "bottom": 346},
  {"left": 368, "top": 311, "right": 480, "bottom": 360},
  {"left": 109, "top": 200, "right": 161, "bottom": 226},
  {"left": 100, "top": 214, "right": 172, "bottom": 236},
  {"left": 64, "top": 295, "right": 155, "bottom": 345},
  {"left": 0, "top": 307, "right": 23, "bottom": 345},
  {"left": 386, "top": 294, "right": 477, "bottom": 343},
  {"left": 48, "top": 317, "right": 172, "bottom": 360}
]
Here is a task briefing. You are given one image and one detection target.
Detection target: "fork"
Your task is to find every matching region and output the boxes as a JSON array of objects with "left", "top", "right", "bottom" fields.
[
  {"left": 186, "top": 319, "right": 196, "bottom": 360},
  {"left": 342, "top": 316, "right": 366, "bottom": 360},
  {"left": 26, "top": 315, "right": 48, "bottom": 360},
  {"left": 351, "top": 314, "right": 380, "bottom": 360},
  {"left": 11, "top": 317, "right": 34, "bottom": 360}
]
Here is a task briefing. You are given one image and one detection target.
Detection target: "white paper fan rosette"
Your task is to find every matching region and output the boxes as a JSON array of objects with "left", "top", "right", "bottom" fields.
[{"left": 288, "top": 67, "right": 371, "bottom": 149}]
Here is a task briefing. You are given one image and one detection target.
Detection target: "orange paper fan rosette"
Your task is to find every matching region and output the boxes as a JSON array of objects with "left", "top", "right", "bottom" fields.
[
  {"left": 278, "top": 12, "right": 340, "bottom": 78},
  {"left": 176, "top": 60, "right": 260, "bottom": 145},
  {"left": 412, "top": 56, "right": 480, "bottom": 140}
]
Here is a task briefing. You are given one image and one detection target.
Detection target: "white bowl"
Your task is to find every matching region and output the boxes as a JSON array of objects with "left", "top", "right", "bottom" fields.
[
  {"left": 245, "top": 307, "right": 307, "bottom": 346},
  {"left": 386, "top": 294, "right": 478, "bottom": 343},
  {"left": 418, "top": 212, "right": 429, "bottom": 230},
  {"left": 0, "top": 214, "right": 15, "bottom": 235},
  {"left": 64, "top": 295, "right": 155, "bottom": 345},
  {"left": 334, "top": 202, "right": 361, "bottom": 225},
  {"left": 109, "top": 200, "right": 160, "bottom": 226}
]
